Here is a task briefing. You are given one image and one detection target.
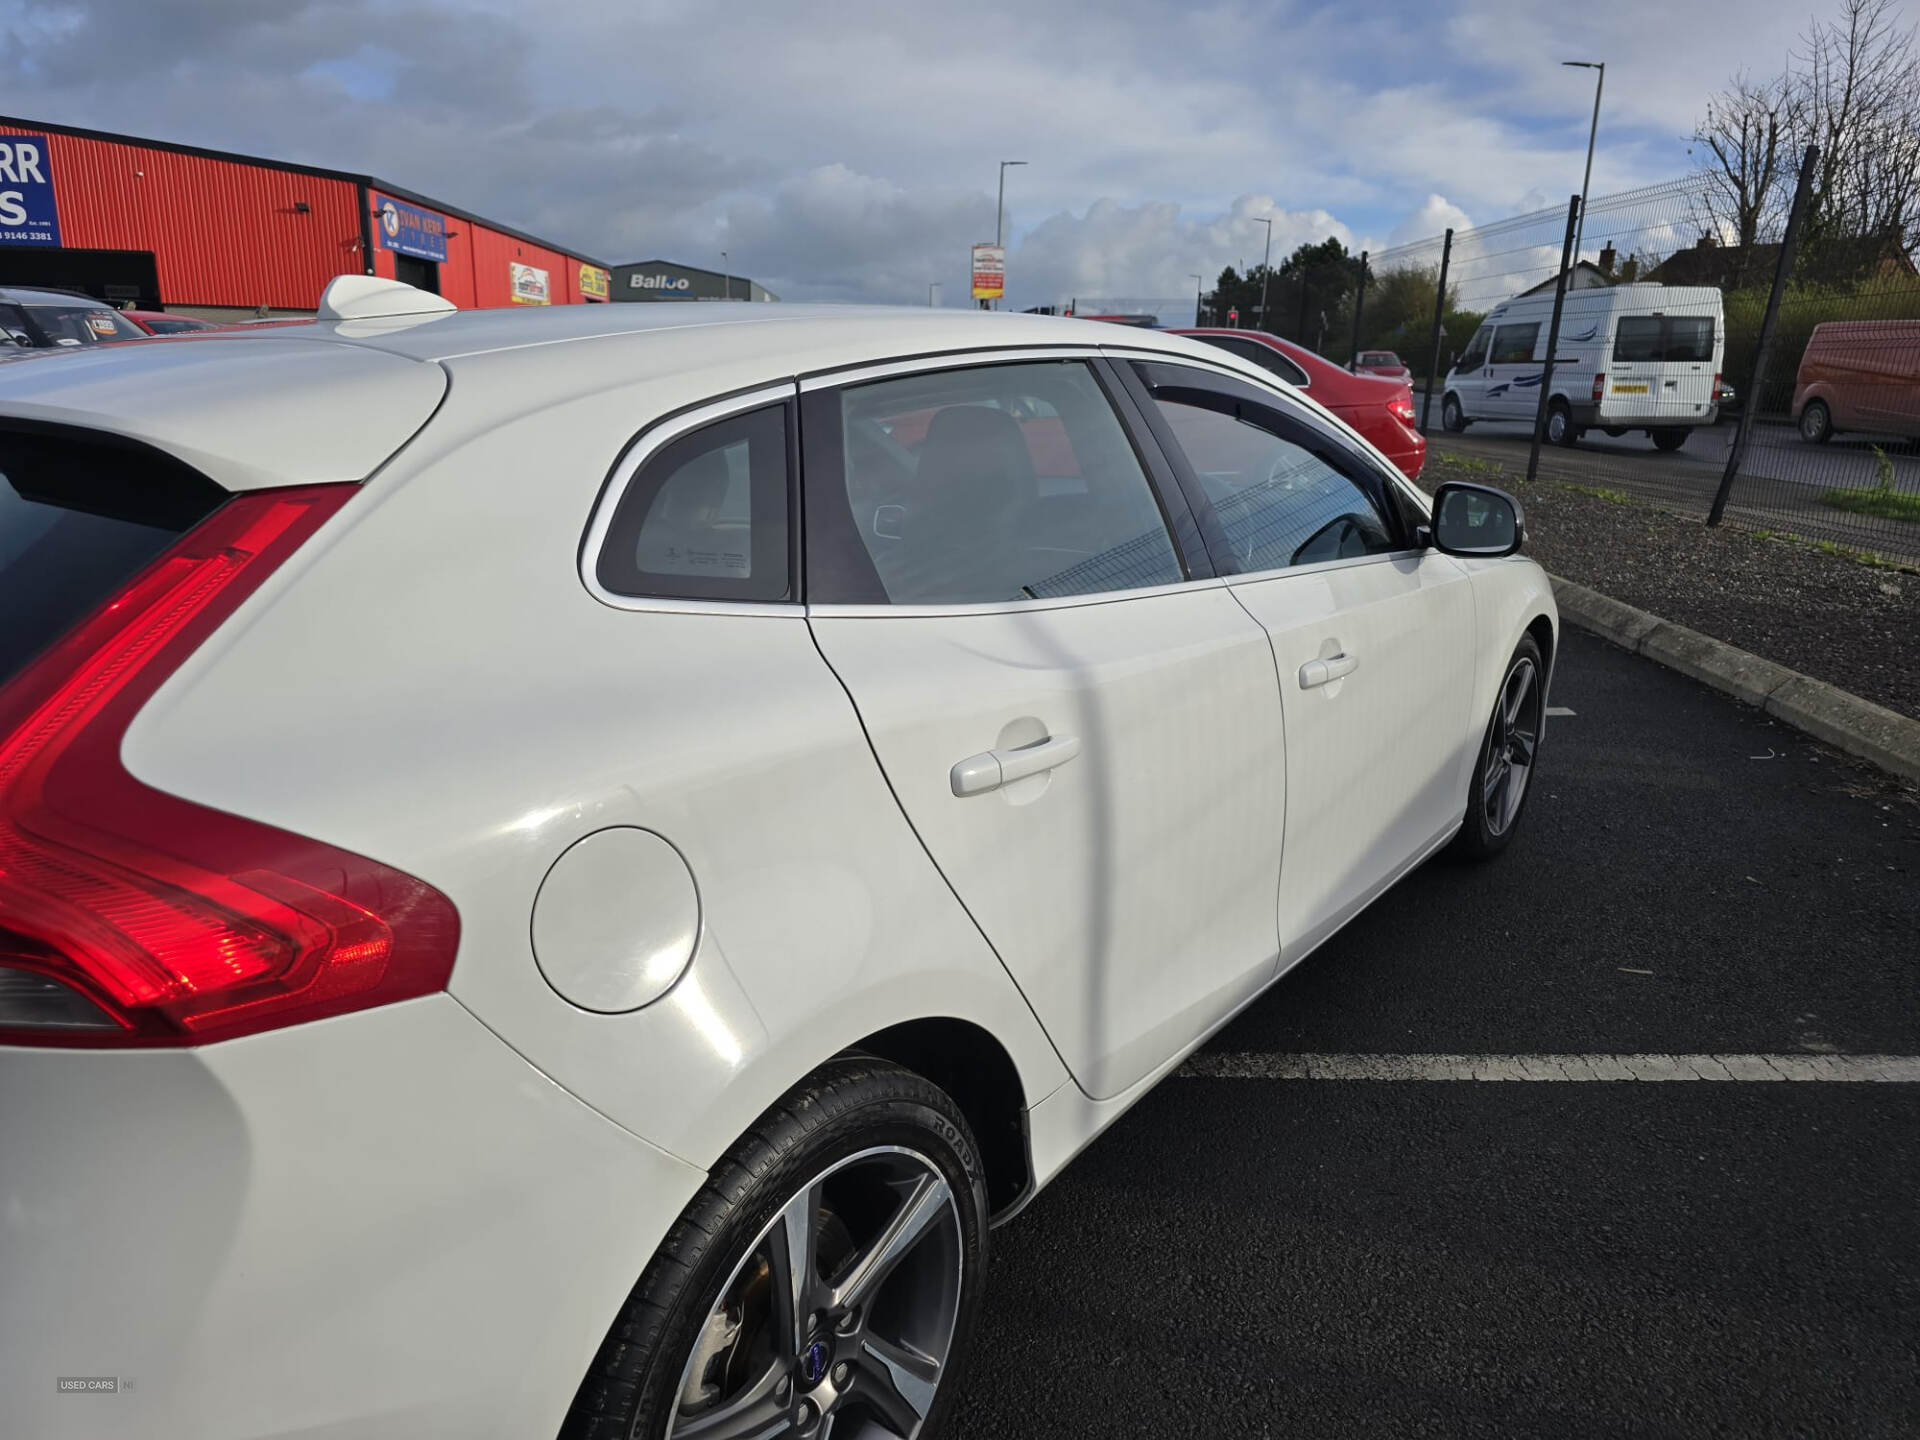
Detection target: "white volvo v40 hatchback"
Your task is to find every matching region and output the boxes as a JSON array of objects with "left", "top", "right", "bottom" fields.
[{"left": 0, "top": 278, "right": 1554, "bottom": 1440}]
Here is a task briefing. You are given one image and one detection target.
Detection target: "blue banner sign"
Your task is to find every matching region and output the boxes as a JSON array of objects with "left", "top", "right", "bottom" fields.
[
  {"left": 374, "top": 194, "right": 448, "bottom": 263},
  {"left": 0, "top": 134, "right": 61, "bottom": 247}
]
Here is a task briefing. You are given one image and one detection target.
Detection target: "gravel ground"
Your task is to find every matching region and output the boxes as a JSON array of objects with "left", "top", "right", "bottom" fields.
[{"left": 1425, "top": 452, "right": 1920, "bottom": 720}]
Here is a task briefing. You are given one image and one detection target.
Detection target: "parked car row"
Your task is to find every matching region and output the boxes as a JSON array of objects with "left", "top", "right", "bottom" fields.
[{"left": 0, "top": 284, "right": 217, "bottom": 349}]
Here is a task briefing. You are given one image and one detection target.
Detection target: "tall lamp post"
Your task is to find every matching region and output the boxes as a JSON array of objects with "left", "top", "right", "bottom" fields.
[
  {"left": 993, "top": 160, "right": 1027, "bottom": 310},
  {"left": 1563, "top": 60, "right": 1605, "bottom": 267},
  {"left": 1255, "top": 216, "right": 1273, "bottom": 331},
  {"left": 1189, "top": 273, "right": 1204, "bottom": 327},
  {"left": 720, "top": 250, "right": 731, "bottom": 302}
]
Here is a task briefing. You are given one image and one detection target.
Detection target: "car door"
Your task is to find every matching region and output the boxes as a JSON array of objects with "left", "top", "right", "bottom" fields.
[
  {"left": 1449, "top": 323, "right": 1492, "bottom": 418},
  {"left": 1609, "top": 314, "right": 1664, "bottom": 427},
  {"left": 1485, "top": 320, "right": 1542, "bottom": 422},
  {"left": 1120, "top": 358, "right": 1478, "bottom": 961},
  {"left": 802, "top": 354, "right": 1289, "bottom": 1100}
]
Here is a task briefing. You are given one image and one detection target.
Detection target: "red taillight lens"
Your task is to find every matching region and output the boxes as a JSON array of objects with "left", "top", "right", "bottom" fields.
[
  {"left": 1388, "top": 396, "right": 1418, "bottom": 425},
  {"left": 1592, "top": 373, "right": 1606, "bottom": 403},
  {"left": 0, "top": 486, "right": 459, "bottom": 1047}
]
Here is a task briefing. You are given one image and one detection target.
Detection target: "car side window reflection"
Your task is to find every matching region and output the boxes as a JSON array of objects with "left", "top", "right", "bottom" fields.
[
  {"left": 832, "top": 361, "right": 1183, "bottom": 605},
  {"left": 1152, "top": 400, "right": 1396, "bottom": 571}
]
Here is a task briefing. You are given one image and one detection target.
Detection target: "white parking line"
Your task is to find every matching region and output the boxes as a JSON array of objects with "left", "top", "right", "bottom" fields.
[
  {"left": 1546, "top": 706, "right": 1577, "bottom": 717},
  {"left": 1181, "top": 1053, "right": 1920, "bottom": 1082}
]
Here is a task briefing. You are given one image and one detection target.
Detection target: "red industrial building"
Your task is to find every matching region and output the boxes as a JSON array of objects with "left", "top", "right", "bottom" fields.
[{"left": 0, "top": 116, "right": 611, "bottom": 319}]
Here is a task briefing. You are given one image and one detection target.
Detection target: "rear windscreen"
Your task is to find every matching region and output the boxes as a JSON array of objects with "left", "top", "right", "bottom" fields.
[
  {"left": 1614, "top": 315, "right": 1715, "bottom": 363},
  {"left": 0, "top": 427, "right": 226, "bottom": 689}
]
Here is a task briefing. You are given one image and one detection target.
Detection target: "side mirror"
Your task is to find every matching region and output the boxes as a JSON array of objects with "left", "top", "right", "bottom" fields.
[{"left": 1429, "top": 481, "right": 1525, "bottom": 558}]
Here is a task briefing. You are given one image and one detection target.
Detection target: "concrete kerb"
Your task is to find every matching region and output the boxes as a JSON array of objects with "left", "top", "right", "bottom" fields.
[{"left": 1549, "top": 576, "right": 1920, "bottom": 785}]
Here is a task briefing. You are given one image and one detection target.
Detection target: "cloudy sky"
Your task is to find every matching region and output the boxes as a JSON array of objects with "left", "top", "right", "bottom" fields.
[{"left": 0, "top": 0, "right": 1839, "bottom": 309}]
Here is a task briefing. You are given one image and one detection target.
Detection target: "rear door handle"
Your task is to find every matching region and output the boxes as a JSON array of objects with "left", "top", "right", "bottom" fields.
[
  {"left": 1299, "top": 652, "right": 1359, "bottom": 689},
  {"left": 951, "top": 734, "right": 1082, "bottom": 796}
]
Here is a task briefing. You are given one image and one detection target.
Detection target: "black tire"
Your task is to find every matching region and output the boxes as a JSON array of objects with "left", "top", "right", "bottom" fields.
[
  {"left": 1442, "top": 394, "right": 1467, "bottom": 432},
  {"left": 1452, "top": 634, "right": 1546, "bottom": 862},
  {"left": 1545, "top": 399, "right": 1576, "bottom": 447},
  {"left": 561, "top": 1059, "right": 989, "bottom": 1440},
  {"left": 1650, "top": 428, "right": 1689, "bottom": 452},
  {"left": 1799, "top": 399, "right": 1833, "bottom": 444}
]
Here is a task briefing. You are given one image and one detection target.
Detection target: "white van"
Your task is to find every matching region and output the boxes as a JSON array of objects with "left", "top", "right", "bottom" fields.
[{"left": 1441, "top": 284, "right": 1724, "bottom": 451}]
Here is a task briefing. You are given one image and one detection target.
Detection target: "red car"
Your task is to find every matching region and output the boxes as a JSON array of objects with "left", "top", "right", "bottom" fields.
[
  {"left": 121, "top": 309, "right": 218, "bottom": 336},
  {"left": 1354, "top": 348, "right": 1414, "bottom": 385},
  {"left": 1171, "top": 329, "right": 1427, "bottom": 479}
]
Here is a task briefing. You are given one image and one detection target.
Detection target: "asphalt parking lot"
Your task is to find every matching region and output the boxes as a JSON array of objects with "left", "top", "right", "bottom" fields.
[{"left": 948, "top": 628, "right": 1920, "bottom": 1439}]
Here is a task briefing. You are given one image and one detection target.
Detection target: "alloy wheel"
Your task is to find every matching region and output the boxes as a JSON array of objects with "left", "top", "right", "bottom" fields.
[
  {"left": 1481, "top": 656, "right": 1542, "bottom": 838},
  {"left": 664, "top": 1146, "right": 964, "bottom": 1440}
]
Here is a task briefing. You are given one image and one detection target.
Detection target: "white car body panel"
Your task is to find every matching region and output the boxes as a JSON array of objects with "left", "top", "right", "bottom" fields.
[
  {"left": 811, "top": 579, "right": 1287, "bottom": 1101},
  {"left": 0, "top": 335, "right": 447, "bottom": 488},
  {"left": 0, "top": 996, "right": 704, "bottom": 1440},
  {"left": 0, "top": 301, "right": 1557, "bottom": 1440},
  {"left": 1223, "top": 548, "right": 1480, "bottom": 959}
]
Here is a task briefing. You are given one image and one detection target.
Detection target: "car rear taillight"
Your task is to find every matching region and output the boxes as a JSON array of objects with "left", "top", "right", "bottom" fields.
[
  {"left": 1388, "top": 396, "right": 1418, "bottom": 426},
  {"left": 1712, "top": 372, "right": 1723, "bottom": 397},
  {"left": 0, "top": 485, "right": 459, "bottom": 1047},
  {"left": 1592, "top": 373, "right": 1606, "bottom": 404}
]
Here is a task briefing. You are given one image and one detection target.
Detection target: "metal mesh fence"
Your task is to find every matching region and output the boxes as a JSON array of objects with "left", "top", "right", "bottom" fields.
[{"left": 1372, "top": 171, "right": 1920, "bottom": 566}]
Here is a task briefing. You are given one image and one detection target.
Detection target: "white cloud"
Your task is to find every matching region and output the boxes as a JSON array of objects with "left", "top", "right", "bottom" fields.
[
  {"left": 1389, "top": 194, "right": 1475, "bottom": 248},
  {"left": 0, "top": 0, "right": 1850, "bottom": 306}
]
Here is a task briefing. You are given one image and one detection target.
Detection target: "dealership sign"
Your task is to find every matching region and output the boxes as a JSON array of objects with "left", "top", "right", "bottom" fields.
[
  {"left": 970, "top": 243, "right": 1005, "bottom": 301},
  {"left": 510, "top": 262, "right": 551, "bottom": 305},
  {"left": 629, "top": 272, "right": 693, "bottom": 294},
  {"left": 0, "top": 135, "right": 60, "bottom": 246},
  {"left": 374, "top": 194, "right": 448, "bottom": 263},
  {"left": 579, "top": 263, "right": 611, "bottom": 301}
]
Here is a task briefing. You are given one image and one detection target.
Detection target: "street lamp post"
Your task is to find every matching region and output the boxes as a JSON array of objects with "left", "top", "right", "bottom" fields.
[
  {"left": 1563, "top": 60, "right": 1605, "bottom": 267},
  {"left": 993, "top": 160, "right": 1027, "bottom": 311},
  {"left": 1255, "top": 217, "right": 1273, "bottom": 331},
  {"left": 1189, "top": 272, "right": 1204, "bottom": 327},
  {"left": 720, "top": 250, "right": 731, "bottom": 302}
]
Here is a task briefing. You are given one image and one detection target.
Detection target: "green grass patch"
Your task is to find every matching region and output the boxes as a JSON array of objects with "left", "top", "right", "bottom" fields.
[
  {"left": 1562, "top": 483, "right": 1636, "bottom": 505},
  {"left": 1822, "top": 486, "right": 1920, "bottom": 521}
]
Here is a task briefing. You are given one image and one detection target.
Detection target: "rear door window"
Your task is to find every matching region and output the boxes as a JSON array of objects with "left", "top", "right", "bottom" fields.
[
  {"left": 1614, "top": 316, "right": 1664, "bottom": 362},
  {"left": 1665, "top": 317, "right": 1715, "bottom": 362},
  {"left": 0, "top": 428, "right": 226, "bottom": 687},
  {"left": 808, "top": 360, "right": 1185, "bottom": 605}
]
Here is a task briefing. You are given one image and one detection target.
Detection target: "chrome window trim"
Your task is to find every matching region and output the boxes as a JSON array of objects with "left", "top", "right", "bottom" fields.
[
  {"left": 807, "top": 575, "right": 1228, "bottom": 621},
  {"left": 1221, "top": 548, "right": 1433, "bottom": 587},
  {"left": 581, "top": 381, "right": 806, "bottom": 617},
  {"left": 797, "top": 345, "right": 1110, "bottom": 393}
]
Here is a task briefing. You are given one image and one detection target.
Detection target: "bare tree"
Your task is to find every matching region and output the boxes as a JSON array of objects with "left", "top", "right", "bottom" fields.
[
  {"left": 1689, "top": 71, "right": 1793, "bottom": 286},
  {"left": 1790, "top": 0, "right": 1920, "bottom": 270}
]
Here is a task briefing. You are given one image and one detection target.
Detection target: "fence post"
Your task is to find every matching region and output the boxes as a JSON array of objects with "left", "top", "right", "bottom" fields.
[
  {"left": 1348, "top": 251, "right": 1369, "bottom": 369},
  {"left": 1708, "top": 143, "right": 1819, "bottom": 528},
  {"left": 1421, "top": 227, "right": 1454, "bottom": 433},
  {"left": 1525, "top": 196, "right": 1583, "bottom": 486}
]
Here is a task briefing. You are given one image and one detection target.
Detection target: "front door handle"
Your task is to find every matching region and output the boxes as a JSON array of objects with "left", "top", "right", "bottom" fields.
[
  {"left": 951, "top": 734, "right": 1082, "bottom": 797},
  {"left": 1299, "top": 652, "right": 1359, "bottom": 689}
]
